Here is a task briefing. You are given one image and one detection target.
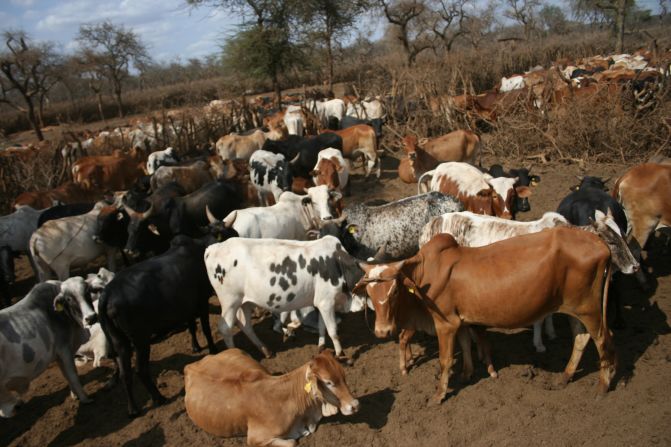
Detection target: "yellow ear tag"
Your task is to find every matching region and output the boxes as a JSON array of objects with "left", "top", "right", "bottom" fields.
[
  {"left": 304, "top": 381, "right": 312, "bottom": 394},
  {"left": 55, "top": 303, "right": 64, "bottom": 312},
  {"left": 348, "top": 226, "right": 357, "bottom": 234},
  {"left": 407, "top": 287, "right": 415, "bottom": 294},
  {"left": 531, "top": 180, "right": 538, "bottom": 187}
]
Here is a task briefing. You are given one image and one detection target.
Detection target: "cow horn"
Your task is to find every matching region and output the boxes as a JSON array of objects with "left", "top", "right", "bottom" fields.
[
  {"left": 124, "top": 203, "right": 153, "bottom": 220},
  {"left": 289, "top": 153, "right": 300, "bottom": 164},
  {"left": 205, "top": 205, "right": 217, "bottom": 224},
  {"left": 575, "top": 175, "right": 583, "bottom": 181},
  {"left": 332, "top": 213, "right": 347, "bottom": 225}
]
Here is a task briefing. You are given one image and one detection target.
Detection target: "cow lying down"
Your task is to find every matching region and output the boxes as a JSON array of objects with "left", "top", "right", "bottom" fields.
[
  {"left": 75, "top": 268, "right": 116, "bottom": 368},
  {"left": 184, "top": 348, "right": 358, "bottom": 446},
  {"left": 419, "top": 210, "right": 639, "bottom": 353},
  {"left": 0, "top": 277, "right": 97, "bottom": 417}
]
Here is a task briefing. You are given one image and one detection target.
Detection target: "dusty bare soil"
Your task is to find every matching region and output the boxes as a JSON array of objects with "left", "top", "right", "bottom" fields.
[{"left": 1, "top": 154, "right": 670, "bottom": 447}]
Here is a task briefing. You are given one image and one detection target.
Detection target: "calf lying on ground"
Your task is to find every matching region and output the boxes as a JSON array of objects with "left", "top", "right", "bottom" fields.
[{"left": 184, "top": 348, "right": 358, "bottom": 446}]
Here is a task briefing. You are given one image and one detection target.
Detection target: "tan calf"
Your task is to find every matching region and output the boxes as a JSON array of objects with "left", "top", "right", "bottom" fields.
[
  {"left": 320, "top": 124, "right": 379, "bottom": 178},
  {"left": 185, "top": 349, "right": 358, "bottom": 446}
]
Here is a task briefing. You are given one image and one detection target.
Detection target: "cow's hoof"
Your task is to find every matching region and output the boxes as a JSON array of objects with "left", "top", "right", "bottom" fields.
[
  {"left": 318, "top": 344, "right": 326, "bottom": 353},
  {"left": 535, "top": 345, "right": 547, "bottom": 353},
  {"left": 553, "top": 373, "right": 571, "bottom": 389},
  {"left": 191, "top": 345, "right": 203, "bottom": 353},
  {"left": 337, "top": 354, "right": 353, "bottom": 366},
  {"left": 262, "top": 348, "right": 274, "bottom": 359},
  {"left": 400, "top": 369, "right": 408, "bottom": 376},
  {"left": 429, "top": 392, "right": 445, "bottom": 406},
  {"left": 488, "top": 368, "right": 499, "bottom": 379}
]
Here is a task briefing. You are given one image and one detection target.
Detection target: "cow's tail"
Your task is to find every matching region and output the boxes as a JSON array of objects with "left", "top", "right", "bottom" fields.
[
  {"left": 417, "top": 169, "right": 436, "bottom": 194},
  {"left": 611, "top": 175, "right": 623, "bottom": 203},
  {"left": 29, "top": 236, "right": 52, "bottom": 281},
  {"left": 600, "top": 262, "right": 613, "bottom": 339},
  {"left": 97, "top": 291, "right": 125, "bottom": 363},
  {"left": 223, "top": 210, "right": 238, "bottom": 228},
  {"left": 473, "top": 134, "right": 483, "bottom": 168}
]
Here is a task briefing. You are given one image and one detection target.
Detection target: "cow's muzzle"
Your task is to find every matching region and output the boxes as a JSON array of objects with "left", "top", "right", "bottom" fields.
[
  {"left": 516, "top": 198, "right": 531, "bottom": 213},
  {"left": 341, "top": 398, "right": 360, "bottom": 415},
  {"left": 374, "top": 327, "right": 392, "bottom": 338},
  {"left": 123, "top": 248, "right": 140, "bottom": 258}
]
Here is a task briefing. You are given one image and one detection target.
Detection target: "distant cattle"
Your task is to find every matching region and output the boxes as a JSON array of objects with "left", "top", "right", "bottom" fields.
[
  {"left": 249, "top": 150, "right": 293, "bottom": 206},
  {"left": 205, "top": 235, "right": 363, "bottom": 358},
  {"left": 184, "top": 349, "right": 358, "bottom": 443},
  {"left": 0, "top": 278, "right": 97, "bottom": 417},
  {"left": 150, "top": 158, "right": 230, "bottom": 194},
  {"left": 305, "top": 98, "right": 346, "bottom": 128},
  {"left": 72, "top": 150, "right": 146, "bottom": 191},
  {"left": 13, "top": 182, "right": 101, "bottom": 210},
  {"left": 215, "top": 128, "right": 283, "bottom": 161}
]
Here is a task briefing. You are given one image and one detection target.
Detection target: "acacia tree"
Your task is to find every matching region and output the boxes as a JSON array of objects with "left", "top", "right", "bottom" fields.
[
  {"left": 188, "top": 0, "right": 300, "bottom": 105},
  {"left": 76, "top": 21, "right": 150, "bottom": 118},
  {"left": 298, "top": 0, "right": 372, "bottom": 90},
  {"left": 379, "top": 0, "right": 435, "bottom": 67},
  {"left": 503, "top": 0, "right": 542, "bottom": 40},
  {"left": 431, "top": 0, "right": 471, "bottom": 52},
  {"left": 571, "top": 0, "right": 635, "bottom": 52},
  {"left": 0, "top": 31, "right": 58, "bottom": 141}
]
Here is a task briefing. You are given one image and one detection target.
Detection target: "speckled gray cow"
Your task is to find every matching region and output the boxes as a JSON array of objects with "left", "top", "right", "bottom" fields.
[
  {"left": 319, "top": 191, "right": 463, "bottom": 261},
  {"left": 0, "top": 278, "right": 97, "bottom": 417}
]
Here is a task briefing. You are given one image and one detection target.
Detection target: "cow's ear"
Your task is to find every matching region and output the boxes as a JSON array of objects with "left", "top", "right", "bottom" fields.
[
  {"left": 329, "top": 190, "right": 342, "bottom": 202},
  {"left": 301, "top": 197, "right": 312, "bottom": 205},
  {"left": 516, "top": 186, "right": 532, "bottom": 198},
  {"left": 333, "top": 159, "right": 345, "bottom": 172},
  {"left": 53, "top": 293, "right": 66, "bottom": 313},
  {"left": 477, "top": 188, "right": 492, "bottom": 197},
  {"left": 309, "top": 170, "right": 319, "bottom": 176}
]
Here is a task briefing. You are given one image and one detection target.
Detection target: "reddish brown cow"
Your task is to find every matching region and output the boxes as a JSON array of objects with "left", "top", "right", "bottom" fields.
[
  {"left": 320, "top": 124, "right": 379, "bottom": 178},
  {"left": 13, "top": 182, "right": 102, "bottom": 209},
  {"left": 72, "top": 150, "right": 146, "bottom": 191},
  {"left": 184, "top": 348, "right": 358, "bottom": 445},
  {"left": 356, "top": 229, "right": 615, "bottom": 404},
  {"left": 613, "top": 163, "right": 671, "bottom": 254},
  {"left": 398, "top": 130, "right": 481, "bottom": 183}
]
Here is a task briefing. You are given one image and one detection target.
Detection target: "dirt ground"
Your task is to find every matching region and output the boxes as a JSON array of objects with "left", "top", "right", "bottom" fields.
[{"left": 1, "top": 153, "right": 670, "bottom": 447}]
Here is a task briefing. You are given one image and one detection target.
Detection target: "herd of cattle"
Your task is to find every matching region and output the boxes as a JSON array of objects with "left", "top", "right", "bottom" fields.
[{"left": 0, "top": 56, "right": 670, "bottom": 447}]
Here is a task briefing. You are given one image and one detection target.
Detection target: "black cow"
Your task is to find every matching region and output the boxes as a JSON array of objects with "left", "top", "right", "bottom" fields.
[
  {"left": 262, "top": 133, "right": 343, "bottom": 178},
  {"left": 98, "top": 229, "right": 237, "bottom": 417},
  {"left": 37, "top": 203, "right": 95, "bottom": 228},
  {"left": 340, "top": 116, "right": 383, "bottom": 139},
  {"left": 95, "top": 208, "right": 169, "bottom": 260},
  {"left": 123, "top": 181, "right": 244, "bottom": 257},
  {"left": 557, "top": 175, "right": 632, "bottom": 326},
  {"left": 487, "top": 164, "right": 541, "bottom": 215},
  {"left": 0, "top": 246, "right": 14, "bottom": 309}
]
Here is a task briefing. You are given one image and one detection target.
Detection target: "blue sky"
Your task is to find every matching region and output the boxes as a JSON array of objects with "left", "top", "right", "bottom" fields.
[
  {"left": 0, "top": 0, "right": 664, "bottom": 63},
  {"left": 0, "top": 0, "right": 242, "bottom": 61}
]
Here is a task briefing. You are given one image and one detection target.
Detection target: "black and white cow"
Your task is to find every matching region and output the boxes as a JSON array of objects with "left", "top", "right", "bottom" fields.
[
  {"left": 318, "top": 191, "right": 463, "bottom": 261},
  {"left": 204, "top": 235, "right": 363, "bottom": 359},
  {"left": 0, "top": 246, "right": 14, "bottom": 309},
  {"left": 0, "top": 277, "right": 97, "bottom": 417},
  {"left": 98, "top": 230, "right": 237, "bottom": 417},
  {"left": 221, "top": 185, "right": 340, "bottom": 240},
  {"left": 487, "top": 164, "right": 541, "bottom": 215},
  {"left": 146, "top": 147, "right": 180, "bottom": 175},
  {"left": 249, "top": 149, "right": 293, "bottom": 206}
]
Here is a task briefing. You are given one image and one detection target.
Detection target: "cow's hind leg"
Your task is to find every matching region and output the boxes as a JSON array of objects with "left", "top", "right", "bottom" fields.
[
  {"left": 457, "top": 326, "right": 474, "bottom": 381},
  {"left": 471, "top": 326, "right": 497, "bottom": 379},
  {"left": 315, "top": 303, "right": 343, "bottom": 358},
  {"left": 187, "top": 320, "right": 202, "bottom": 353},
  {"left": 199, "top": 308, "right": 217, "bottom": 354},
  {"left": 109, "top": 333, "right": 140, "bottom": 417},
  {"left": 237, "top": 301, "right": 272, "bottom": 358},
  {"left": 218, "top": 302, "right": 239, "bottom": 349},
  {"left": 533, "top": 320, "right": 546, "bottom": 352},
  {"left": 578, "top": 316, "right": 616, "bottom": 395},
  {"left": 135, "top": 343, "right": 166, "bottom": 407}
]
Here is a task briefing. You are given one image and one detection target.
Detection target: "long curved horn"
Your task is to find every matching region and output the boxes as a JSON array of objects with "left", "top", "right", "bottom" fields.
[
  {"left": 124, "top": 203, "right": 153, "bottom": 220},
  {"left": 205, "top": 205, "right": 217, "bottom": 224},
  {"left": 289, "top": 153, "right": 300, "bottom": 164}
]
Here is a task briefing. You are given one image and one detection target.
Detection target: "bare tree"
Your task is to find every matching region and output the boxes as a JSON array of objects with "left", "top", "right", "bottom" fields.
[
  {"left": 76, "top": 21, "right": 150, "bottom": 118},
  {"left": 571, "top": 0, "right": 634, "bottom": 52},
  {"left": 0, "top": 31, "right": 58, "bottom": 141},
  {"left": 431, "top": 0, "right": 471, "bottom": 52},
  {"left": 503, "top": 0, "right": 542, "bottom": 40},
  {"left": 462, "top": 1, "right": 497, "bottom": 49},
  {"left": 379, "top": 0, "right": 435, "bottom": 66}
]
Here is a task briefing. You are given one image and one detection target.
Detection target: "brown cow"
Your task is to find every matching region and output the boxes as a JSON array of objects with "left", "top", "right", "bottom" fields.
[
  {"left": 418, "top": 162, "right": 517, "bottom": 219},
  {"left": 150, "top": 159, "right": 221, "bottom": 193},
  {"left": 398, "top": 130, "right": 481, "bottom": 183},
  {"left": 320, "top": 124, "right": 379, "bottom": 178},
  {"left": 215, "top": 128, "right": 283, "bottom": 161},
  {"left": 613, "top": 163, "right": 671, "bottom": 255},
  {"left": 72, "top": 150, "right": 146, "bottom": 191},
  {"left": 13, "top": 182, "right": 102, "bottom": 210},
  {"left": 184, "top": 348, "right": 358, "bottom": 446},
  {"left": 356, "top": 228, "right": 615, "bottom": 404}
]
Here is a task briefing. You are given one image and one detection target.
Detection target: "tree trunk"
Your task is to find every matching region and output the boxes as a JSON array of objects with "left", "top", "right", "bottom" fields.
[
  {"left": 26, "top": 99, "right": 44, "bottom": 141},
  {"left": 272, "top": 71, "right": 282, "bottom": 109},
  {"left": 114, "top": 86, "right": 123, "bottom": 118},
  {"left": 326, "top": 36, "right": 334, "bottom": 93},
  {"left": 615, "top": 0, "right": 626, "bottom": 53},
  {"left": 37, "top": 95, "right": 46, "bottom": 129},
  {"left": 96, "top": 92, "right": 105, "bottom": 122}
]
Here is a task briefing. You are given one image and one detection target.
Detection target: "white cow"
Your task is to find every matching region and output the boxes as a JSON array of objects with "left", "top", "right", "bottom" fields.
[
  {"left": 29, "top": 202, "right": 117, "bottom": 281},
  {"left": 305, "top": 99, "right": 346, "bottom": 124},
  {"left": 146, "top": 147, "right": 179, "bottom": 175},
  {"left": 75, "top": 268, "right": 116, "bottom": 368},
  {"left": 204, "top": 235, "right": 362, "bottom": 358},
  {"left": 283, "top": 105, "right": 304, "bottom": 136},
  {"left": 345, "top": 98, "right": 384, "bottom": 120},
  {"left": 0, "top": 277, "right": 97, "bottom": 417},
  {"left": 221, "top": 186, "right": 340, "bottom": 240},
  {"left": 420, "top": 210, "right": 639, "bottom": 352},
  {"left": 500, "top": 75, "right": 526, "bottom": 92}
]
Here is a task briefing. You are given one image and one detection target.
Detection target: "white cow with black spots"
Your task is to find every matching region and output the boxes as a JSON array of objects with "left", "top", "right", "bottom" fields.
[
  {"left": 146, "top": 147, "right": 179, "bottom": 175},
  {"left": 0, "top": 277, "right": 97, "bottom": 417},
  {"left": 204, "top": 235, "right": 362, "bottom": 359},
  {"left": 248, "top": 150, "right": 293, "bottom": 206}
]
